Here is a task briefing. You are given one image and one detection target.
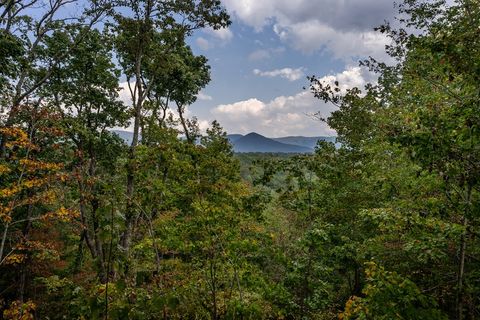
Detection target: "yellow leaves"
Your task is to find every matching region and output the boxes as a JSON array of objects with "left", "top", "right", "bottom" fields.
[
  {"left": 0, "top": 185, "right": 21, "bottom": 199},
  {"left": 3, "top": 300, "right": 36, "bottom": 320},
  {"left": 364, "top": 261, "right": 378, "bottom": 280},
  {"left": 19, "top": 159, "right": 62, "bottom": 172},
  {"left": 0, "top": 177, "right": 51, "bottom": 199},
  {"left": 0, "top": 164, "right": 11, "bottom": 175},
  {"left": 0, "top": 130, "right": 62, "bottom": 224},
  {"left": 0, "top": 204, "right": 13, "bottom": 223},
  {"left": 41, "top": 190, "right": 57, "bottom": 205},
  {"left": 4, "top": 253, "right": 26, "bottom": 265},
  {"left": 56, "top": 172, "right": 69, "bottom": 183},
  {"left": 0, "top": 127, "right": 28, "bottom": 141},
  {"left": 0, "top": 127, "right": 38, "bottom": 151},
  {"left": 339, "top": 296, "right": 364, "bottom": 320},
  {"left": 4, "top": 240, "right": 60, "bottom": 265},
  {"left": 15, "top": 240, "right": 46, "bottom": 251},
  {"left": 56, "top": 206, "right": 80, "bottom": 221},
  {"left": 9, "top": 190, "right": 57, "bottom": 209},
  {"left": 22, "top": 177, "right": 49, "bottom": 189},
  {"left": 42, "top": 206, "right": 80, "bottom": 222}
]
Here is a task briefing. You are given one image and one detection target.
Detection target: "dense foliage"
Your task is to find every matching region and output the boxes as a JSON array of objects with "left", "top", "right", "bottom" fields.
[{"left": 1, "top": 0, "right": 479, "bottom": 319}]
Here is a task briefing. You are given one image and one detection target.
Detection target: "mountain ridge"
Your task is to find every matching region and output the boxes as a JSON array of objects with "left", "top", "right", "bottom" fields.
[
  {"left": 112, "top": 130, "right": 335, "bottom": 153},
  {"left": 231, "top": 132, "right": 313, "bottom": 153}
]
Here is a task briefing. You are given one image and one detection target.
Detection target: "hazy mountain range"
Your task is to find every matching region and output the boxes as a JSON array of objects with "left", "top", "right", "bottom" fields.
[
  {"left": 227, "top": 133, "right": 336, "bottom": 153},
  {"left": 112, "top": 130, "right": 335, "bottom": 153}
]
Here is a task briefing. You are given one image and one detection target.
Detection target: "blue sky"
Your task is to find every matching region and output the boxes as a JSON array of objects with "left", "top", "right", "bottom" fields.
[{"left": 180, "top": 0, "right": 398, "bottom": 137}]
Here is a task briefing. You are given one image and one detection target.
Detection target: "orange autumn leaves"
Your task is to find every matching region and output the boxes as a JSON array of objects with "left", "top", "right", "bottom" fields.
[
  {"left": 2, "top": 299, "right": 36, "bottom": 320},
  {"left": 0, "top": 127, "right": 77, "bottom": 225}
]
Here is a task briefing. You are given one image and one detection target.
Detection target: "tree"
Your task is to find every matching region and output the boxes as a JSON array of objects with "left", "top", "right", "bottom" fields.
[
  {"left": 110, "top": 0, "right": 230, "bottom": 257},
  {"left": 0, "top": 0, "right": 109, "bottom": 157},
  {"left": 44, "top": 26, "right": 128, "bottom": 283},
  {"left": 305, "top": 0, "right": 480, "bottom": 318}
]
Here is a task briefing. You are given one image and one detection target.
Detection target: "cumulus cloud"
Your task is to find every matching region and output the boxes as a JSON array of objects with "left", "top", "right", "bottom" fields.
[
  {"left": 210, "top": 66, "right": 370, "bottom": 136},
  {"left": 248, "top": 49, "right": 271, "bottom": 61},
  {"left": 118, "top": 81, "right": 134, "bottom": 106},
  {"left": 197, "top": 92, "right": 213, "bottom": 101},
  {"left": 223, "top": 0, "right": 395, "bottom": 31},
  {"left": 215, "top": 98, "right": 266, "bottom": 118},
  {"left": 196, "top": 37, "right": 210, "bottom": 50},
  {"left": 273, "top": 21, "right": 389, "bottom": 58},
  {"left": 204, "top": 27, "right": 234, "bottom": 42},
  {"left": 212, "top": 92, "right": 334, "bottom": 137},
  {"left": 198, "top": 119, "right": 211, "bottom": 132},
  {"left": 253, "top": 67, "right": 305, "bottom": 81},
  {"left": 248, "top": 47, "right": 285, "bottom": 61},
  {"left": 118, "top": 66, "right": 374, "bottom": 137},
  {"left": 222, "top": 0, "right": 395, "bottom": 60},
  {"left": 196, "top": 27, "right": 233, "bottom": 50},
  {"left": 315, "top": 66, "right": 374, "bottom": 93}
]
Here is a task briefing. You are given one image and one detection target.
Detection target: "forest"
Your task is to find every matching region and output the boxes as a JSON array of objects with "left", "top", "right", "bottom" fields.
[{"left": 0, "top": 0, "right": 479, "bottom": 319}]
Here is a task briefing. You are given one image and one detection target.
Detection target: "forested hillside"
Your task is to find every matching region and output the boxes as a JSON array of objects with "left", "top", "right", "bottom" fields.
[{"left": 1, "top": 0, "right": 479, "bottom": 319}]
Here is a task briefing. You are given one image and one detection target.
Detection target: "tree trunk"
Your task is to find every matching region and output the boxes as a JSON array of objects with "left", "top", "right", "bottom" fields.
[
  {"left": 456, "top": 184, "right": 472, "bottom": 320},
  {"left": 0, "top": 223, "right": 9, "bottom": 264},
  {"left": 456, "top": 216, "right": 468, "bottom": 320},
  {"left": 353, "top": 266, "right": 362, "bottom": 296}
]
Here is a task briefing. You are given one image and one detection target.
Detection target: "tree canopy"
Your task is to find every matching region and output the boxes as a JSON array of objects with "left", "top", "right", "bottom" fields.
[{"left": 1, "top": 0, "right": 479, "bottom": 319}]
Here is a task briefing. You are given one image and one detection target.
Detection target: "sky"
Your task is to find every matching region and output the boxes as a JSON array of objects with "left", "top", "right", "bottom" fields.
[{"left": 180, "top": 0, "right": 399, "bottom": 138}]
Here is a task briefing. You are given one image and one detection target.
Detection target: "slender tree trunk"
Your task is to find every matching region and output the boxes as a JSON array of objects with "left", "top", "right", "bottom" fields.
[
  {"left": 0, "top": 223, "right": 9, "bottom": 264},
  {"left": 121, "top": 0, "right": 153, "bottom": 252},
  {"left": 353, "top": 266, "right": 362, "bottom": 296},
  {"left": 456, "top": 216, "right": 467, "bottom": 320},
  {"left": 121, "top": 65, "right": 142, "bottom": 251},
  {"left": 18, "top": 263, "right": 27, "bottom": 303},
  {"left": 456, "top": 184, "right": 472, "bottom": 320},
  {"left": 177, "top": 104, "right": 192, "bottom": 143}
]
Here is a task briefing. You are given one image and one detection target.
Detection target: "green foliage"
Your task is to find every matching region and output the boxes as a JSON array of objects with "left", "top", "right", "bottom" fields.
[
  {"left": 340, "top": 262, "right": 447, "bottom": 320},
  {"left": 2, "top": 0, "right": 480, "bottom": 319}
]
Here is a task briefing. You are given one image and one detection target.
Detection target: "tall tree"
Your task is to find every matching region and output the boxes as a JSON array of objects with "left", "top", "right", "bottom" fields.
[
  {"left": 44, "top": 26, "right": 128, "bottom": 283},
  {"left": 0, "top": 0, "right": 109, "bottom": 157},
  {"left": 111, "top": 0, "right": 230, "bottom": 257}
]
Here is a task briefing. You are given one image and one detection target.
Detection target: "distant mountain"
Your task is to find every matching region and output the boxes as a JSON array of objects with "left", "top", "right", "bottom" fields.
[
  {"left": 271, "top": 136, "right": 336, "bottom": 149},
  {"left": 227, "top": 134, "right": 244, "bottom": 143},
  {"left": 112, "top": 130, "right": 331, "bottom": 153},
  {"left": 232, "top": 132, "right": 313, "bottom": 153}
]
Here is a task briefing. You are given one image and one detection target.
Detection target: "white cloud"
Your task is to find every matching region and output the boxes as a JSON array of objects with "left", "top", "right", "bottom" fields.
[
  {"left": 210, "top": 66, "right": 370, "bottom": 136},
  {"left": 253, "top": 67, "right": 305, "bottom": 81},
  {"left": 222, "top": 0, "right": 395, "bottom": 60},
  {"left": 197, "top": 27, "right": 233, "bottom": 51},
  {"left": 118, "top": 81, "right": 133, "bottom": 106},
  {"left": 248, "top": 46, "right": 285, "bottom": 61},
  {"left": 198, "top": 119, "right": 211, "bottom": 133},
  {"left": 196, "top": 37, "right": 210, "bottom": 50},
  {"left": 215, "top": 98, "right": 265, "bottom": 118},
  {"left": 222, "top": 0, "right": 395, "bottom": 31},
  {"left": 120, "top": 64, "right": 373, "bottom": 138},
  {"left": 316, "top": 66, "right": 372, "bottom": 93},
  {"left": 205, "top": 27, "right": 234, "bottom": 42},
  {"left": 248, "top": 49, "right": 271, "bottom": 61},
  {"left": 212, "top": 91, "right": 334, "bottom": 137},
  {"left": 273, "top": 21, "right": 389, "bottom": 58},
  {"left": 197, "top": 92, "right": 213, "bottom": 101}
]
